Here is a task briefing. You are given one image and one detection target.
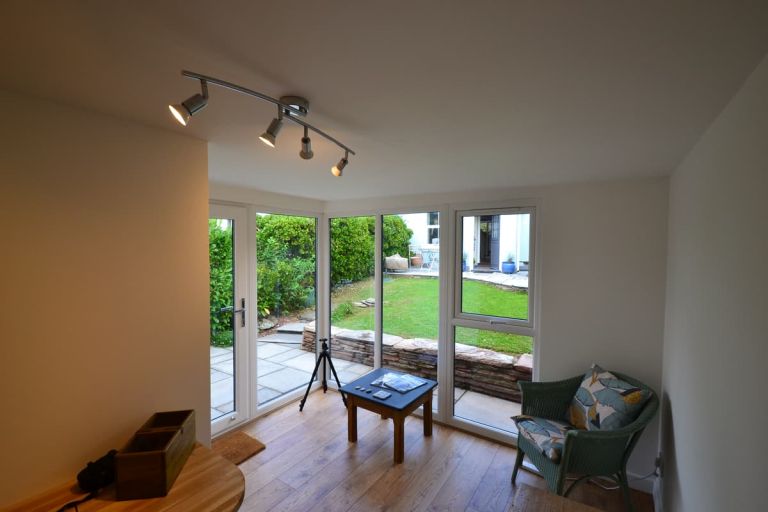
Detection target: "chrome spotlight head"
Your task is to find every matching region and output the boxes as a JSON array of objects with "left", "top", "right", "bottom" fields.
[
  {"left": 259, "top": 117, "right": 283, "bottom": 148},
  {"left": 331, "top": 157, "right": 348, "bottom": 177},
  {"left": 168, "top": 93, "right": 207, "bottom": 126},
  {"left": 300, "top": 136, "right": 314, "bottom": 160}
]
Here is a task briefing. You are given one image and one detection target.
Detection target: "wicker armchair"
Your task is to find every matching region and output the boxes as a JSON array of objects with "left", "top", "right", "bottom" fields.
[{"left": 511, "top": 372, "right": 658, "bottom": 512}]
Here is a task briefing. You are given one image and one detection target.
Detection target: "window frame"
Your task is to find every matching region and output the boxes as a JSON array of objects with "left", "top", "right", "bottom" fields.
[{"left": 452, "top": 206, "right": 536, "bottom": 334}]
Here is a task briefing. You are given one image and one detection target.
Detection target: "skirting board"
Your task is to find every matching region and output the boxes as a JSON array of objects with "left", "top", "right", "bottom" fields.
[{"left": 521, "top": 460, "right": 657, "bottom": 494}]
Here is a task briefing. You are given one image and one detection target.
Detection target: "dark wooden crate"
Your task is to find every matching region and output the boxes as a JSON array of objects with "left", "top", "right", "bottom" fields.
[
  {"left": 115, "top": 410, "right": 196, "bottom": 500},
  {"left": 139, "top": 409, "right": 195, "bottom": 455}
]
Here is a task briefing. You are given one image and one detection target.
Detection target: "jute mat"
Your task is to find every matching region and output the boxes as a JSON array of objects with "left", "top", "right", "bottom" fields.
[{"left": 212, "top": 430, "right": 265, "bottom": 465}]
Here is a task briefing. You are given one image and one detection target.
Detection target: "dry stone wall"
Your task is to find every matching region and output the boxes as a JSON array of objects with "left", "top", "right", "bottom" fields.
[{"left": 302, "top": 322, "right": 531, "bottom": 402}]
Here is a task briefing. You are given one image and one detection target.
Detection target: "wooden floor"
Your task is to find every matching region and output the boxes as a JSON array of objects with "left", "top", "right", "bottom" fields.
[{"left": 233, "top": 390, "right": 653, "bottom": 512}]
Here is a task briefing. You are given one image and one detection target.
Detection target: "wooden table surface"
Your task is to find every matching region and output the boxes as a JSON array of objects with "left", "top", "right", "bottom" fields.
[
  {"left": 4, "top": 444, "right": 244, "bottom": 512},
  {"left": 513, "top": 483, "right": 603, "bottom": 512}
]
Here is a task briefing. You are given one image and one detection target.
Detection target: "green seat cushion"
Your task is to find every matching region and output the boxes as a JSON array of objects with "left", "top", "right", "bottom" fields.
[
  {"left": 513, "top": 415, "right": 574, "bottom": 463},
  {"left": 568, "top": 364, "right": 651, "bottom": 431}
]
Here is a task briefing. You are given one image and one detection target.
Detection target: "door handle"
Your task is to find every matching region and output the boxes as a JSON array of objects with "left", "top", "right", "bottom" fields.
[
  {"left": 233, "top": 298, "right": 246, "bottom": 327},
  {"left": 219, "top": 298, "right": 246, "bottom": 327}
]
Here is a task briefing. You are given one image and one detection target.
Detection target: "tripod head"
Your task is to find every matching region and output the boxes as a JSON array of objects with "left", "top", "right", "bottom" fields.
[{"left": 319, "top": 337, "right": 329, "bottom": 351}]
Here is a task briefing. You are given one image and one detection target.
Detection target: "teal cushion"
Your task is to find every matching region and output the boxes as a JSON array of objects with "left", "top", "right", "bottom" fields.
[
  {"left": 513, "top": 415, "right": 574, "bottom": 463},
  {"left": 568, "top": 364, "right": 651, "bottom": 431}
]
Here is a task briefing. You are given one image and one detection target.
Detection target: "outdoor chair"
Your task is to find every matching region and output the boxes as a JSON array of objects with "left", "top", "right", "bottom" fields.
[{"left": 511, "top": 366, "right": 658, "bottom": 512}]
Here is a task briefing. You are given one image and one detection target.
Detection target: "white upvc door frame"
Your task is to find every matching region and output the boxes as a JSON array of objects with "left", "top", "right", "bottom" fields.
[{"left": 209, "top": 203, "right": 250, "bottom": 436}]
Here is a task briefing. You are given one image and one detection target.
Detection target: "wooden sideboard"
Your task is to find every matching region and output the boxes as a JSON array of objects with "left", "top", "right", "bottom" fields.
[{"left": 4, "top": 444, "right": 244, "bottom": 512}]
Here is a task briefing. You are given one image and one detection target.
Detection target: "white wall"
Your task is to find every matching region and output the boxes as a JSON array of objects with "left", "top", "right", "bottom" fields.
[
  {"left": 662, "top": 54, "right": 768, "bottom": 512},
  {"left": 325, "top": 177, "right": 669, "bottom": 480},
  {"left": 0, "top": 91, "right": 210, "bottom": 507}
]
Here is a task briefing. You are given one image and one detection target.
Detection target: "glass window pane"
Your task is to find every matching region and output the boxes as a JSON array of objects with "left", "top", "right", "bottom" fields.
[
  {"left": 383, "top": 213, "right": 439, "bottom": 411},
  {"left": 330, "top": 216, "right": 375, "bottom": 383},
  {"left": 460, "top": 213, "right": 530, "bottom": 320},
  {"left": 453, "top": 326, "right": 533, "bottom": 433},
  {"left": 209, "top": 218, "right": 235, "bottom": 420},
  {"left": 255, "top": 213, "right": 317, "bottom": 406}
]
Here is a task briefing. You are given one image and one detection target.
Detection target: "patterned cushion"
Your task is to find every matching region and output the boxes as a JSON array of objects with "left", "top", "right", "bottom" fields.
[
  {"left": 568, "top": 365, "right": 651, "bottom": 431},
  {"left": 513, "top": 415, "right": 574, "bottom": 463}
]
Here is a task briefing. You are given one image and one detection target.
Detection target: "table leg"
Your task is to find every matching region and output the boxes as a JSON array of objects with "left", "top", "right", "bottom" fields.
[
  {"left": 424, "top": 395, "right": 433, "bottom": 437},
  {"left": 394, "top": 416, "right": 405, "bottom": 464},
  {"left": 348, "top": 399, "right": 358, "bottom": 443}
]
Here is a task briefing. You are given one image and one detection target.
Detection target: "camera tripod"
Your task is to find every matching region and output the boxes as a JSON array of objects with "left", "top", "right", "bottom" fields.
[{"left": 299, "top": 337, "right": 347, "bottom": 411}]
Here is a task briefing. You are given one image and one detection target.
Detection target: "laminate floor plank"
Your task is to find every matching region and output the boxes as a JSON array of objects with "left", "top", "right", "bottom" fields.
[
  {"left": 467, "top": 444, "right": 518, "bottom": 512},
  {"left": 346, "top": 423, "right": 455, "bottom": 512},
  {"left": 266, "top": 415, "right": 398, "bottom": 512},
  {"left": 427, "top": 436, "right": 499, "bottom": 511},
  {"left": 233, "top": 390, "right": 654, "bottom": 512},
  {"left": 307, "top": 420, "right": 428, "bottom": 512}
]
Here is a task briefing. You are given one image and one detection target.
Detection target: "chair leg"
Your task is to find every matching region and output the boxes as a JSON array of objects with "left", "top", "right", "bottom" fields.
[
  {"left": 618, "top": 470, "right": 635, "bottom": 512},
  {"left": 511, "top": 448, "right": 525, "bottom": 484}
]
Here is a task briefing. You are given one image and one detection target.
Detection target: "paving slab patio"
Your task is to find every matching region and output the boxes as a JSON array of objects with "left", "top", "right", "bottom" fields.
[{"left": 210, "top": 338, "right": 521, "bottom": 432}]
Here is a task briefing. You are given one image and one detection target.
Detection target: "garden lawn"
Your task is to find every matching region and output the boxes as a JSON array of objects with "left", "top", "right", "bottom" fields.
[{"left": 331, "top": 276, "right": 532, "bottom": 355}]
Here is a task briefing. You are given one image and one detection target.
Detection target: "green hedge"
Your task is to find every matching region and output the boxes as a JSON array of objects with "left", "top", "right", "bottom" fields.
[
  {"left": 255, "top": 215, "right": 317, "bottom": 318},
  {"left": 209, "top": 220, "right": 234, "bottom": 346}
]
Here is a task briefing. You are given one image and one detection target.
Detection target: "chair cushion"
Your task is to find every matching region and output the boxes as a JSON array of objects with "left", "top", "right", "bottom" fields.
[
  {"left": 513, "top": 415, "right": 574, "bottom": 463},
  {"left": 568, "top": 364, "right": 651, "bottom": 431}
]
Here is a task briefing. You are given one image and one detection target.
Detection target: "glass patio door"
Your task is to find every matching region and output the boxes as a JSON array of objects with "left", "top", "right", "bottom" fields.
[{"left": 209, "top": 204, "right": 249, "bottom": 435}]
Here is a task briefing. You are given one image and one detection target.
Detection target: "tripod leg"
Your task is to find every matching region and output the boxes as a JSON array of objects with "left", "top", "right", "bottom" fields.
[
  {"left": 299, "top": 350, "right": 326, "bottom": 411},
  {"left": 321, "top": 353, "right": 328, "bottom": 393},
  {"left": 326, "top": 356, "right": 348, "bottom": 407}
]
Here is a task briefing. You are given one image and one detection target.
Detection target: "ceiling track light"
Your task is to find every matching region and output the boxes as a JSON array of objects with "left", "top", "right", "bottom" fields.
[{"left": 169, "top": 70, "right": 355, "bottom": 176}]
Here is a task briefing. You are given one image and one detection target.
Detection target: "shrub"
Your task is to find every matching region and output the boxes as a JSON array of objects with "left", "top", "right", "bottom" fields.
[
  {"left": 256, "top": 215, "right": 317, "bottom": 318},
  {"left": 330, "top": 217, "right": 375, "bottom": 287},
  {"left": 331, "top": 301, "right": 354, "bottom": 322},
  {"left": 209, "top": 220, "right": 234, "bottom": 345}
]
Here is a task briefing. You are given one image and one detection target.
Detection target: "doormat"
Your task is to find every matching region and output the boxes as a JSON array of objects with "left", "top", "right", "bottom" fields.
[{"left": 212, "top": 430, "right": 265, "bottom": 465}]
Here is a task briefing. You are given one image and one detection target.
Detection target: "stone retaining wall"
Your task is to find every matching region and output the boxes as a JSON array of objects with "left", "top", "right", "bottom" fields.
[{"left": 302, "top": 322, "right": 531, "bottom": 402}]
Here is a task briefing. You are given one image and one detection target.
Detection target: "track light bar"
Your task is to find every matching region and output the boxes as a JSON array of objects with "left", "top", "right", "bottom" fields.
[{"left": 169, "top": 70, "right": 354, "bottom": 176}]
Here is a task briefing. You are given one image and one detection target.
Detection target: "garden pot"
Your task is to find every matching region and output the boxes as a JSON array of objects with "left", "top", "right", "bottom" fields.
[
  {"left": 410, "top": 255, "right": 423, "bottom": 267},
  {"left": 462, "top": 262, "right": 469, "bottom": 272},
  {"left": 501, "top": 261, "right": 516, "bottom": 274}
]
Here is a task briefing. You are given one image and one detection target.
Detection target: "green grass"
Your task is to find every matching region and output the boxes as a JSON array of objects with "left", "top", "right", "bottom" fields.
[{"left": 331, "top": 276, "right": 532, "bottom": 355}]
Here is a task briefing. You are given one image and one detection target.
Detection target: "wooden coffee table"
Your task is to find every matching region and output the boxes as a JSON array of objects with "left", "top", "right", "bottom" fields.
[{"left": 340, "top": 368, "right": 437, "bottom": 464}]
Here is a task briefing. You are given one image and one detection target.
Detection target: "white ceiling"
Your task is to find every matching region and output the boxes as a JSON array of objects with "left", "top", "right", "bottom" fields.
[{"left": 2, "top": 1, "right": 768, "bottom": 200}]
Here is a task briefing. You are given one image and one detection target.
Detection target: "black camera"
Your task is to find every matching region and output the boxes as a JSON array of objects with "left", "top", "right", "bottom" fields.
[{"left": 77, "top": 449, "right": 117, "bottom": 492}]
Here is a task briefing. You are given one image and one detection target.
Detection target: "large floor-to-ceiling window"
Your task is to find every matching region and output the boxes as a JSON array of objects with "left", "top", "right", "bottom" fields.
[
  {"left": 328, "top": 216, "right": 377, "bottom": 383},
  {"left": 452, "top": 208, "right": 535, "bottom": 434}
]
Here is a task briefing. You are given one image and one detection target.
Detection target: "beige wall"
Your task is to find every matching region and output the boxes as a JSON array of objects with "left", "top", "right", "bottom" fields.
[
  {"left": 662, "top": 55, "right": 768, "bottom": 511},
  {"left": 323, "top": 176, "right": 669, "bottom": 483},
  {"left": 0, "top": 91, "right": 210, "bottom": 506}
]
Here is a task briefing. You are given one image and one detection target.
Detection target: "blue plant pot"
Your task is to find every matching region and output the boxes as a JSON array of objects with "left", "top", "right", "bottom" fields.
[
  {"left": 502, "top": 261, "right": 516, "bottom": 274},
  {"left": 462, "top": 262, "right": 469, "bottom": 272}
]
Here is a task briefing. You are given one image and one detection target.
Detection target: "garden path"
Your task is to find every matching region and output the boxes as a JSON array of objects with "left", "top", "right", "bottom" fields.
[{"left": 387, "top": 269, "right": 529, "bottom": 289}]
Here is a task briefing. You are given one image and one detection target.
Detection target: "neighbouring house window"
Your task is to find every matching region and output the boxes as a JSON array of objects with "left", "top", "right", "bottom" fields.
[{"left": 428, "top": 211, "right": 439, "bottom": 244}]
